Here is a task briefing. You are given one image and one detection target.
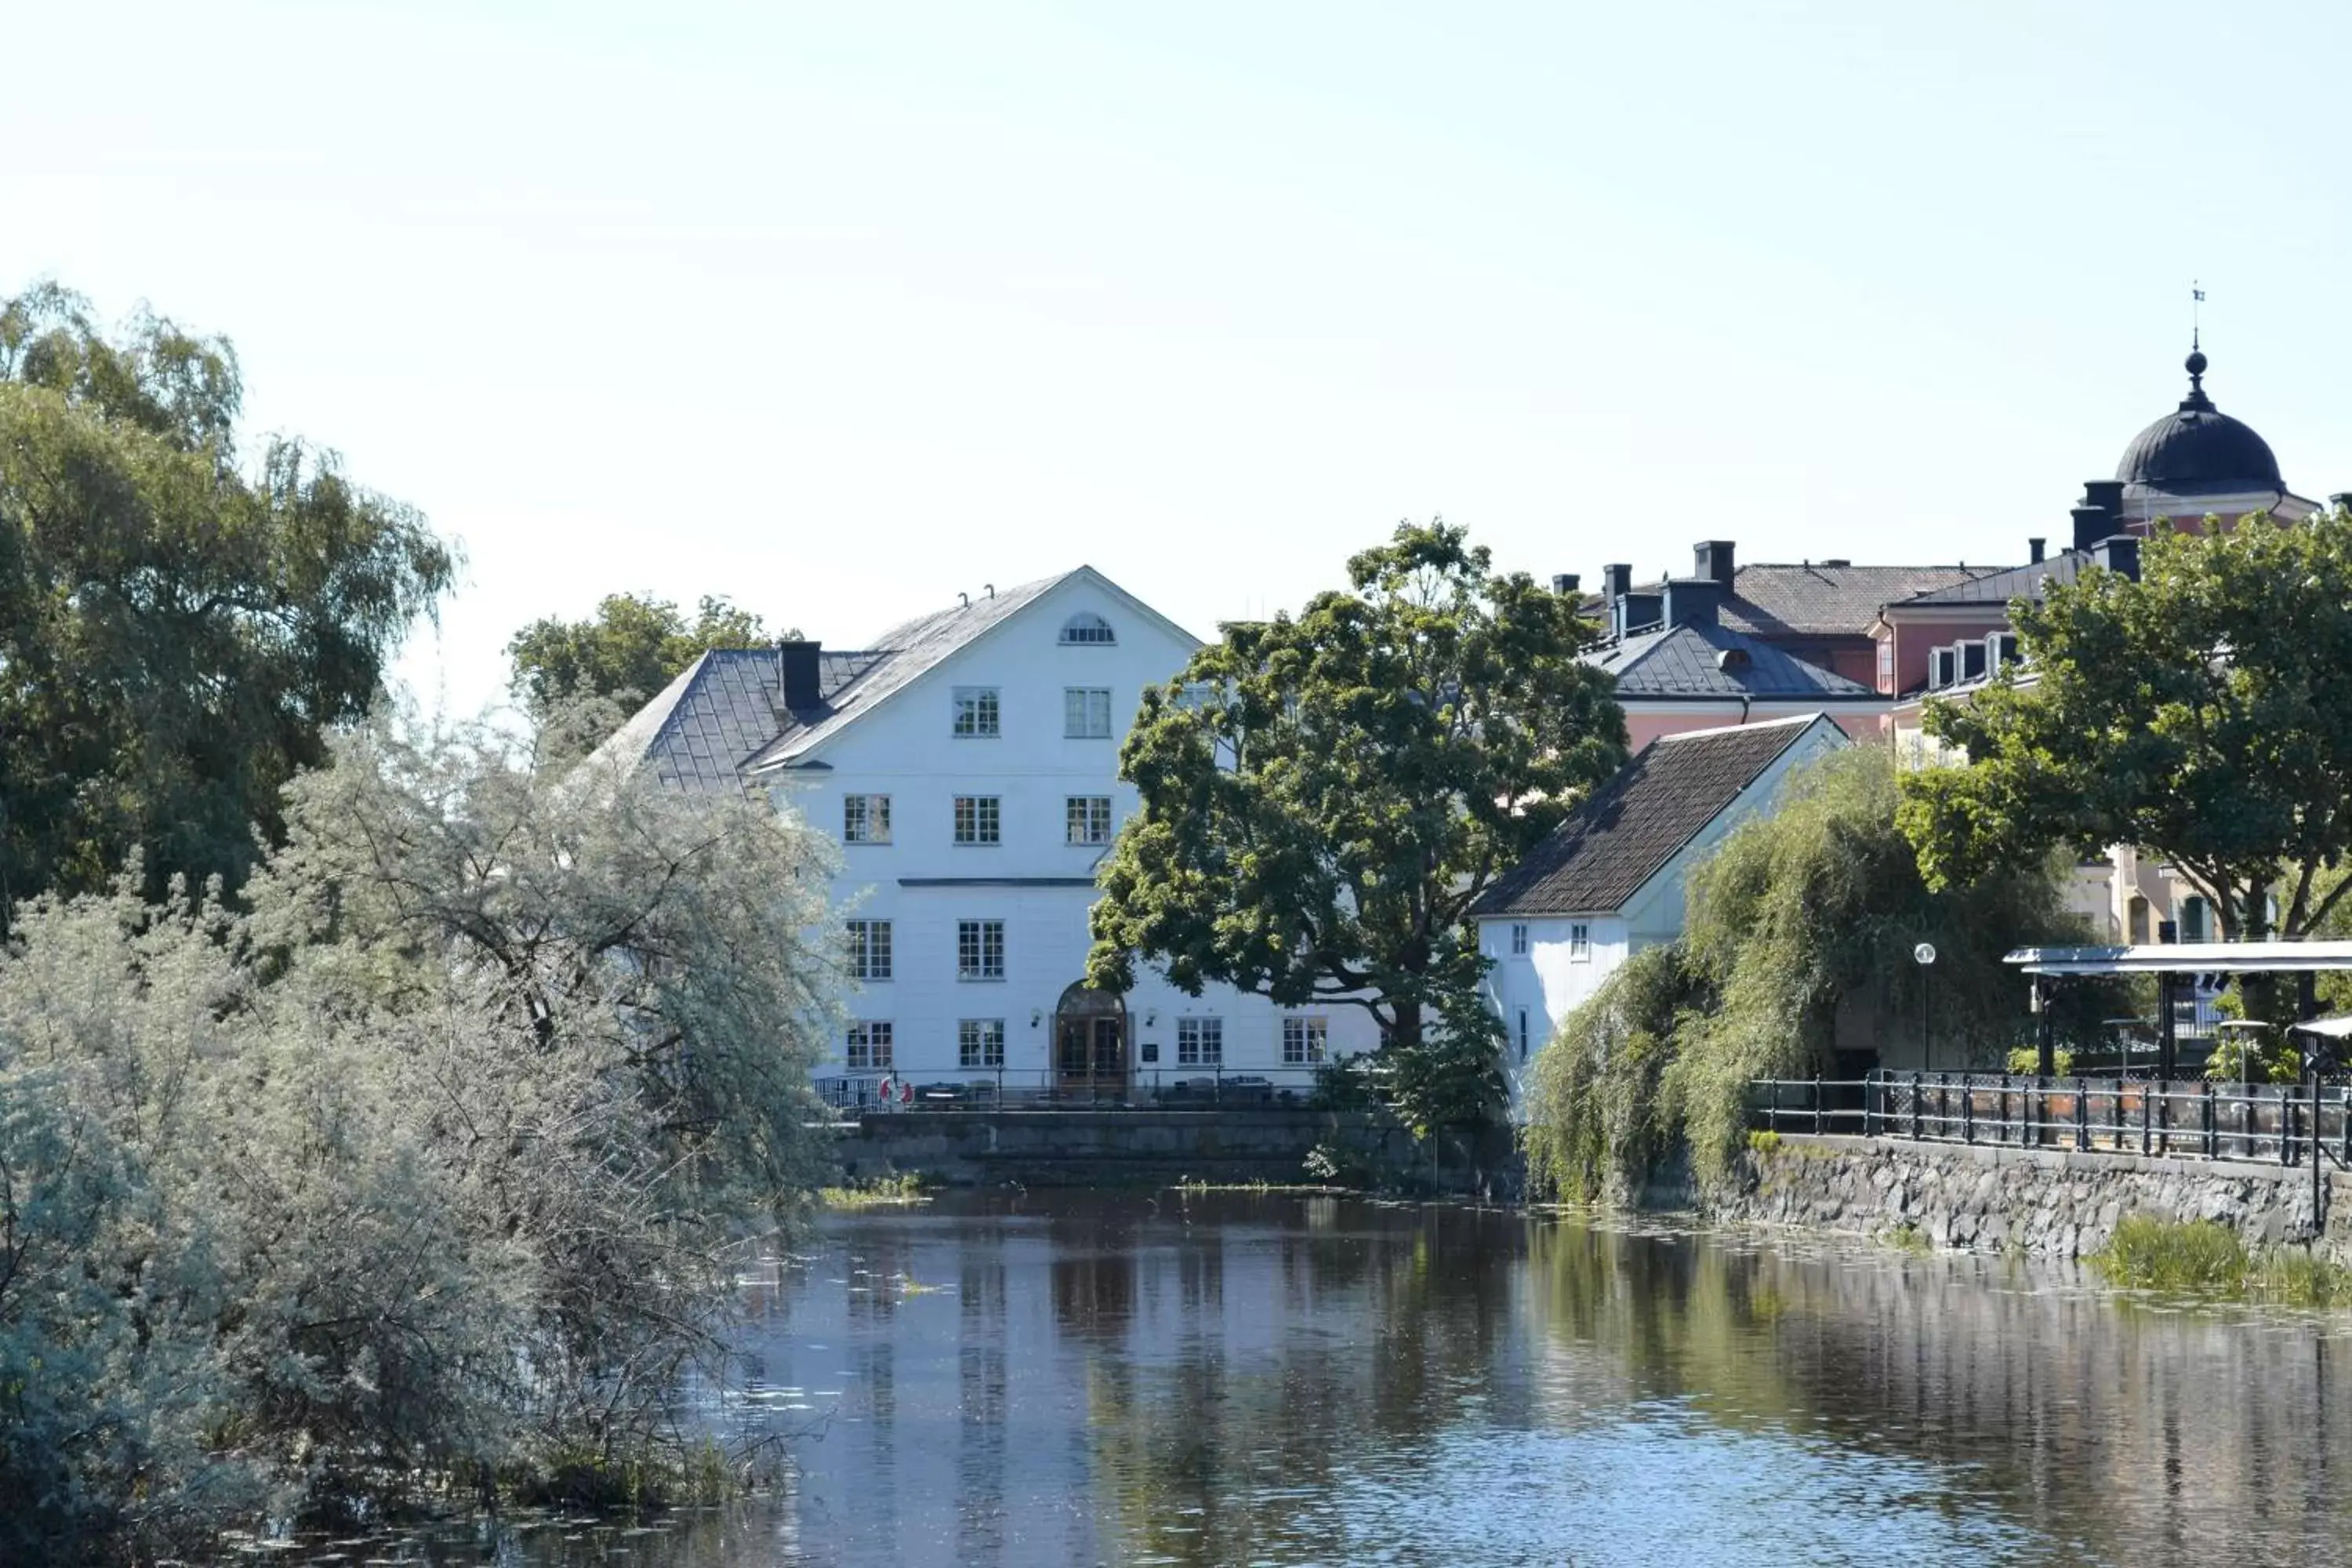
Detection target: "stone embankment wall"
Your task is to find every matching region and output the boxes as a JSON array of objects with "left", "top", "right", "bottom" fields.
[
  {"left": 1713, "top": 1134, "right": 2352, "bottom": 1261},
  {"left": 835, "top": 1108, "right": 1475, "bottom": 1189}
]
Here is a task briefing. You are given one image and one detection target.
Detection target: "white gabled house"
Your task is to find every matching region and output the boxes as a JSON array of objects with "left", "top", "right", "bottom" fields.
[
  {"left": 1471, "top": 713, "right": 1847, "bottom": 1111},
  {"left": 599, "top": 566, "right": 1377, "bottom": 1101}
]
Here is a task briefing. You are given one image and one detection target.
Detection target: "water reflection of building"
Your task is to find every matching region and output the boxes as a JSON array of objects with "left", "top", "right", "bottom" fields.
[{"left": 750, "top": 1203, "right": 2352, "bottom": 1567}]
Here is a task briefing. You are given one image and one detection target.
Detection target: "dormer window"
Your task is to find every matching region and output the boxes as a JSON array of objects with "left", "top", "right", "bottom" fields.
[{"left": 1060, "top": 612, "right": 1116, "bottom": 645}]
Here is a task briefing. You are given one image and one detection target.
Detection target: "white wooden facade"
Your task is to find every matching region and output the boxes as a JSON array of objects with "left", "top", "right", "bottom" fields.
[
  {"left": 1475, "top": 714, "right": 1846, "bottom": 1113},
  {"left": 742, "top": 568, "right": 1379, "bottom": 1090}
]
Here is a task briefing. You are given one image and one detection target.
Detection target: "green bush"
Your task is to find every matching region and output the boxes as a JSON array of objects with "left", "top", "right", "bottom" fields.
[
  {"left": 2002, "top": 1045, "right": 2075, "bottom": 1076},
  {"left": 2093, "top": 1216, "right": 2249, "bottom": 1293}
]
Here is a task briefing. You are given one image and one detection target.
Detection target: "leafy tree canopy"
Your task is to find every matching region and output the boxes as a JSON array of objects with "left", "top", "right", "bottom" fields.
[
  {"left": 0, "top": 281, "right": 453, "bottom": 922},
  {"left": 1900, "top": 508, "right": 2352, "bottom": 941},
  {"left": 505, "top": 591, "right": 789, "bottom": 717},
  {"left": 1087, "top": 520, "right": 1628, "bottom": 1135}
]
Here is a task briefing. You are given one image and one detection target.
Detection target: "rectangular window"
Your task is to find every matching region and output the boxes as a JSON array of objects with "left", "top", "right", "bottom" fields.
[
  {"left": 1509, "top": 923, "right": 1529, "bottom": 956},
  {"left": 1064, "top": 687, "right": 1113, "bottom": 739},
  {"left": 846, "top": 1021, "right": 893, "bottom": 1070},
  {"left": 1570, "top": 923, "right": 1592, "bottom": 961},
  {"left": 953, "top": 687, "right": 1000, "bottom": 737},
  {"left": 1283, "top": 1016, "right": 1327, "bottom": 1065},
  {"left": 957, "top": 919, "right": 1005, "bottom": 981},
  {"left": 845, "top": 919, "right": 892, "bottom": 981},
  {"left": 1066, "top": 795, "right": 1114, "bottom": 845},
  {"left": 1516, "top": 1008, "right": 1530, "bottom": 1062},
  {"left": 959, "top": 1018, "right": 1006, "bottom": 1069},
  {"left": 841, "top": 793, "right": 891, "bottom": 844},
  {"left": 953, "top": 796, "right": 1001, "bottom": 845},
  {"left": 1178, "top": 1016, "right": 1223, "bottom": 1066},
  {"left": 1876, "top": 639, "right": 1895, "bottom": 693}
]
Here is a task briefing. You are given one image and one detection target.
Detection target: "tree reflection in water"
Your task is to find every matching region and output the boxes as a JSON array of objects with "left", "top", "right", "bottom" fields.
[{"left": 275, "top": 1194, "right": 2352, "bottom": 1566}]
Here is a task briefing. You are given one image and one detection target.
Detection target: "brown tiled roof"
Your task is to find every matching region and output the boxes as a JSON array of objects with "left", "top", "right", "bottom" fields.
[
  {"left": 1592, "top": 563, "right": 2008, "bottom": 638},
  {"left": 1470, "top": 716, "right": 1831, "bottom": 917},
  {"left": 1723, "top": 563, "right": 2005, "bottom": 637}
]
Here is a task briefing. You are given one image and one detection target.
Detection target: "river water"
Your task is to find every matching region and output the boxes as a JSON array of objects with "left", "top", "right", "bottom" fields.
[{"left": 285, "top": 1192, "right": 2352, "bottom": 1566}]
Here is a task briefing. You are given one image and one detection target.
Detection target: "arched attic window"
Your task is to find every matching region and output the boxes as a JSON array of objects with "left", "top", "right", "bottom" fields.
[{"left": 1059, "top": 612, "right": 1116, "bottom": 645}]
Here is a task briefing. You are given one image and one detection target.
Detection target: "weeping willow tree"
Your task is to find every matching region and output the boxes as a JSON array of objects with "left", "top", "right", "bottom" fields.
[{"left": 1523, "top": 746, "right": 2103, "bottom": 1200}]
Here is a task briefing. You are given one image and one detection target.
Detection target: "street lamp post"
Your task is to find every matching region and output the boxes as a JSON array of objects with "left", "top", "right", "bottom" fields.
[{"left": 1915, "top": 942, "right": 1938, "bottom": 1076}]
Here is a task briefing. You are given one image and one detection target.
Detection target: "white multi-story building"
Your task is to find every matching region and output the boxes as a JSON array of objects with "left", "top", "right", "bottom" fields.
[{"left": 601, "top": 566, "right": 1377, "bottom": 1098}]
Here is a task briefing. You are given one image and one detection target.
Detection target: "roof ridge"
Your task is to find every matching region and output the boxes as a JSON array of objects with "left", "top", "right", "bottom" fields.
[{"left": 1657, "top": 710, "right": 1828, "bottom": 742}]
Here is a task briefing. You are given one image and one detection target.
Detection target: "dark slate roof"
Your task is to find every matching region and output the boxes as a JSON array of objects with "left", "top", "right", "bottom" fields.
[
  {"left": 593, "top": 648, "right": 885, "bottom": 795},
  {"left": 742, "top": 572, "right": 1073, "bottom": 771},
  {"left": 1893, "top": 551, "right": 2086, "bottom": 608},
  {"left": 2116, "top": 349, "right": 2285, "bottom": 496},
  {"left": 593, "top": 570, "right": 1080, "bottom": 793},
  {"left": 1588, "top": 622, "right": 1876, "bottom": 700},
  {"left": 1470, "top": 716, "right": 1832, "bottom": 918},
  {"left": 1590, "top": 563, "right": 2003, "bottom": 638}
]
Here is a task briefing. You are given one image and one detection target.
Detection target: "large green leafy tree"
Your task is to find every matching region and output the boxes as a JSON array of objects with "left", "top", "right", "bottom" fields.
[
  {"left": 1087, "top": 521, "right": 1628, "bottom": 1134},
  {"left": 505, "top": 591, "right": 784, "bottom": 716},
  {"left": 1899, "top": 507, "right": 2352, "bottom": 942},
  {"left": 0, "top": 283, "right": 452, "bottom": 922}
]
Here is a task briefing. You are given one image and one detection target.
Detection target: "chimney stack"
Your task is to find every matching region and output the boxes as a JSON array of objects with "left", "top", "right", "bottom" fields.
[
  {"left": 2072, "top": 481, "right": 2127, "bottom": 550},
  {"left": 1602, "top": 563, "right": 1632, "bottom": 604},
  {"left": 1551, "top": 572, "right": 1581, "bottom": 595},
  {"left": 778, "top": 639, "right": 823, "bottom": 711},
  {"left": 1663, "top": 579, "right": 1723, "bottom": 630},
  {"left": 1613, "top": 591, "right": 1663, "bottom": 639},
  {"left": 2092, "top": 536, "right": 2140, "bottom": 580},
  {"left": 2027, "top": 537, "right": 2045, "bottom": 564},
  {"left": 1693, "top": 540, "right": 1737, "bottom": 588}
]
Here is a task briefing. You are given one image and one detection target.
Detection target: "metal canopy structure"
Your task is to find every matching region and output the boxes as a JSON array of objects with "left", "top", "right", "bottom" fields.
[
  {"left": 1998, "top": 942, "right": 2352, "bottom": 1081},
  {"left": 2004, "top": 941, "right": 2352, "bottom": 976}
]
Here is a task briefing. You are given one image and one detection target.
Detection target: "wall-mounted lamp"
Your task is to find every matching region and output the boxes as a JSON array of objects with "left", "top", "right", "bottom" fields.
[
  {"left": 1029, "top": 1008, "right": 1043, "bottom": 1028},
  {"left": 1144, "top": 1008, "right": 1158, "bottom": 1028}
]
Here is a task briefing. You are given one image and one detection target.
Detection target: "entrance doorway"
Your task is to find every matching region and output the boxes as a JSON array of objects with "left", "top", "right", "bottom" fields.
[{"left": 1054, "top": 981, "right": 1129, "bottom": 1101}]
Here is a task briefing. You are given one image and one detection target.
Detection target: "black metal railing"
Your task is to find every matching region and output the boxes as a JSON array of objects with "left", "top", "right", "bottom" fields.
[{"left": 1750, "top": 1070, "right": 2352, "bottom": 1168}]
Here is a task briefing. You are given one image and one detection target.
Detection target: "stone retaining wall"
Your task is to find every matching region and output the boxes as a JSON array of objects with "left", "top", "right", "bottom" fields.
[
  {"left": 833, "top": 1108, "right": 1479, "bottom": 1189},
  {"left": 1713, "top": 1134, "right": 2352, "bottom": 1260}
]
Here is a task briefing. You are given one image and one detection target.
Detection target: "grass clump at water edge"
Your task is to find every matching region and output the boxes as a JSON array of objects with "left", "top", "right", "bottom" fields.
[
  {"left": 2092, "top": 1215, "right": 2352, "bottom": 1306},
  {"left": 820, "top": 1171, "right": 936, "bottom": 1207}
]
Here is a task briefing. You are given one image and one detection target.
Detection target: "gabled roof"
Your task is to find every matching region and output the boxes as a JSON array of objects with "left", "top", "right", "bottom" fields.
[
  {"left": 1470, "top": 714, "right": 1836, "bottom": 918},
  {"left": 593, "top": 647, "right": 886, "bottom": 795},
  {"left": 742, "top": 572, "right": 1075, "bottom": 771},
  {"left": 595, "top": 566, "right": 1190, "bottom": 793},
  {"left": 1588, "top": 622, "right": 1876, "bottom": 701}
]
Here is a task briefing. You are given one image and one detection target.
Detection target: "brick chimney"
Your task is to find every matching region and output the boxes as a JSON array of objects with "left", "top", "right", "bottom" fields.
[{"left": 1693, "top": 540, "right": 1737, "bottom": 589}]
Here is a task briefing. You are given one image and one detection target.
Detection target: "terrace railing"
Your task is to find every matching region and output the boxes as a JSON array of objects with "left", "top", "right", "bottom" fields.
[{"left": 1749, "top": 1070, "right": 2352, "bottom": 1170}]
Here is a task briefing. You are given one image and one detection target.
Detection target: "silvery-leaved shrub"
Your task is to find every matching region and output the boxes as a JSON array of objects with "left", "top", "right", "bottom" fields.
[{"left": 0, "top": 704, "right": 843, "bottom": 1562}]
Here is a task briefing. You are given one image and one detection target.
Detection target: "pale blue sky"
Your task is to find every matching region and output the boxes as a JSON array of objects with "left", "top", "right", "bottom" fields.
[{"left": 8, "top": 1, "right": 2347, "bottom": 714}]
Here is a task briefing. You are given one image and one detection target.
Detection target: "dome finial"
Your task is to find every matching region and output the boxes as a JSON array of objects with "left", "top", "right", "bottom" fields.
[
  {"left": 2183, "top": 281, "right": 2212, "bottom": 407},
  {"left": 2182, "top": 340, "right": 2212, "bottom": 413}
]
